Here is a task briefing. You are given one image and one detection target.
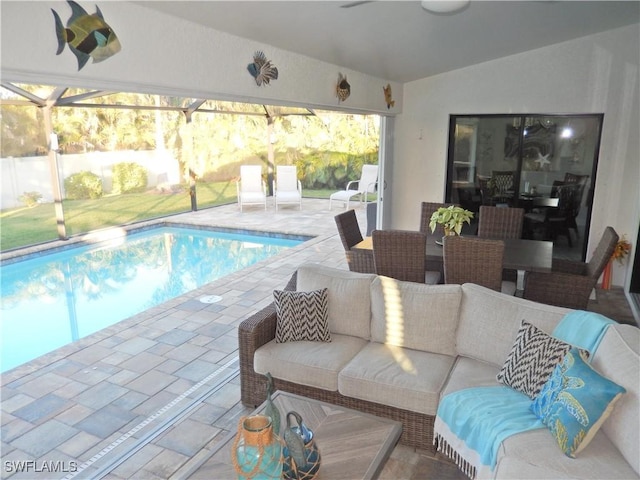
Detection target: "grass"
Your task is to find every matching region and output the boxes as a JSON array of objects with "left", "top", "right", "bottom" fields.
[
  {"left": 0, "top": 184, "right": 367, "bottom": 252},
  {"left": 1, "top": 181, "right": 235, "bottom": 251}
]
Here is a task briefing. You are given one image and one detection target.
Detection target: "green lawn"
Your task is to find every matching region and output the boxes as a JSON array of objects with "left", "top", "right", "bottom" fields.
[
  {"left": 1, "top": 181, "right": 234, "bottom": 251},
  {"left": 0, "top": 184, "right": 359, "bottom": 252}
]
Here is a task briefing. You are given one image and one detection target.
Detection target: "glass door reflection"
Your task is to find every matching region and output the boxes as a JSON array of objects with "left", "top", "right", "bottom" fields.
[{"left": 446, "top": 114, "right": 603, "bottom": 261}]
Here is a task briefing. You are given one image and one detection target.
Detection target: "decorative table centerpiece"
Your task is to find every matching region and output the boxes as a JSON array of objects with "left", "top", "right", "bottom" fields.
[{"left": 429, "top": 205, "right": 474, "bottom": 237}]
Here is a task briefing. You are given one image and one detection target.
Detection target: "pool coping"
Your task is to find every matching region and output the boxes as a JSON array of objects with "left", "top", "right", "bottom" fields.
[{"left": 0, "top": 220, "right": 315, "bottom": 265}]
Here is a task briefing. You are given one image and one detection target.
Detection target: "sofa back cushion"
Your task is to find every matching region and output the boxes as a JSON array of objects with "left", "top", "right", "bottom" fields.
[
  {"left": 456, "top": 283, "right": 570, "bottom": 367},
  {"left": 591, "top": 324, "right": 640, "bottom": 476},
  {"left": 296, "top": 263, "right": 375, "bottom": 340},
  {"left": 370, "top": 277, "right": 462, "bottom": 355}
]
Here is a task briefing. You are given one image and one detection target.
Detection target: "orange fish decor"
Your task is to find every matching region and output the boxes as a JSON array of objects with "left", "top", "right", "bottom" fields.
[
  {"left": 336, "top": 73, "right": 351, "bottom": 102},
  {"left": 383, "top": 84, "right": 395, "bottom": 109},
  {"left": 247, "top": 51, "right": 279, "bottom": 86}
]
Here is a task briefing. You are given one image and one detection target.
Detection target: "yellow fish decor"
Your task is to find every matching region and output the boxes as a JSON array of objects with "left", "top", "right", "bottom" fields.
[
  {"left": 383, "top": 84, "right": 395, "bottom": 109},
  {"left": 336, "top": 73, "right": 351, "bottom": 102},
  {"left": 247, "top": 51, "right": 279, "bottom": 86},
  {"left": 52, "top": 1, "right": 121, "bottom": 71}
]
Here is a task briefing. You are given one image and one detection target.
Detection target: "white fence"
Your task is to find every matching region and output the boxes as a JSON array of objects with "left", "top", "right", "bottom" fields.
[{"left": 1, "top": 150, "right": 181, "bottom": 210}]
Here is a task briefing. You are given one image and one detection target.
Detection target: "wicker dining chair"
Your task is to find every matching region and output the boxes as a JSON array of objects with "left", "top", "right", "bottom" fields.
[
  {"left": 562, "top": 173, "right": 589, "bottom": 239},
  {"left": 372, "top": 230, "right": 440, "bottom": 284},
  {"left": 477, "top": 206, "right": 524, "bottom": 239},
  {"left": 443, "top": 236, "right": 516, "bottom": 295},
  {"left": 524, "top": 182, "right": 577, "bottom": 247},
  {"left": 523, "top": 226, "right": 619, "bottom": 309},
  {"left": 419, "top": 202, "right": 457, "bottom": 236},
  {"left": 334, "top": 209, "right": 374, "bottom": 273},
  {"left": 491, "top": 170, "right": 516, "bottom": 205}
]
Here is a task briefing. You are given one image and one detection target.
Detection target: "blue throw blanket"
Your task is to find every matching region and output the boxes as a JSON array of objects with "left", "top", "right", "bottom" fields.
[
  {"left": 552, "top": 310, "right": 614, "bottom": 357},
  {"left": 435, "top": 311, "right": 614, "bottom": 478}
]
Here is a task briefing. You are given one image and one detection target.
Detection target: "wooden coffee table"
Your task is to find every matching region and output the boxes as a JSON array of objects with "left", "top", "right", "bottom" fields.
[{"left": 186, "top": 391, "right": 402, "bottom": 479}]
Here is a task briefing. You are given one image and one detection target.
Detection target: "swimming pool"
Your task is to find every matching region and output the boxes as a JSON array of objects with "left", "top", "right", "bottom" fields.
[{"left": 0, "top": 225, "right": 305, "bottom": 372}]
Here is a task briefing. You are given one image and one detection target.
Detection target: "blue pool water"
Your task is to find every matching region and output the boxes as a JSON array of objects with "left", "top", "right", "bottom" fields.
[{"left": 0, "top": 226, "right": 304, "bottom": 372}]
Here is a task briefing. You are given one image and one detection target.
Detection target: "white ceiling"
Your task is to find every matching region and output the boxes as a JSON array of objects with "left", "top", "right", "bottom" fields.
[{"left": 134, "top": 1, "right": 640, "bottom": 83}]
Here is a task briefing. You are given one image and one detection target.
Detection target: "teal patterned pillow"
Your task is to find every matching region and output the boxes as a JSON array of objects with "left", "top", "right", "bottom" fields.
[{"left": 530, "top": 349, "right": 626, "bottom": 457}]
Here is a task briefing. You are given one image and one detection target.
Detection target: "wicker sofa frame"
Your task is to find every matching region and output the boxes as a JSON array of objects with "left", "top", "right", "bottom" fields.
[{"left": 238, "top": 272, "right": 435, "bottom": 451}]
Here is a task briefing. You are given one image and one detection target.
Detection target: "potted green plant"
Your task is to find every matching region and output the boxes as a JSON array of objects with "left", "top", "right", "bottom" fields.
[{"left": 429, "top": 205, "right": 474, "bottom": 236}]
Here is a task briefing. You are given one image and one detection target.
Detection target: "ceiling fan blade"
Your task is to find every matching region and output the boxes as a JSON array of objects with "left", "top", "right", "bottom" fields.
[{"left": 341, "top": 1, "right": 375, "bottom": 8}]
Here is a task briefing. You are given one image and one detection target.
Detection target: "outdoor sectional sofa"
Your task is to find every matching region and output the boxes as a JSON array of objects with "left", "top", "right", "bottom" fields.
[{"left": 239, "top": 263, "right": 639, "bottom": 479}]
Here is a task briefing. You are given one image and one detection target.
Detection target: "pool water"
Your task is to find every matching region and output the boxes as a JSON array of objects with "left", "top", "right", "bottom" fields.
[{"left": 0, "top": 226, "right": 304, "bottom": 372}]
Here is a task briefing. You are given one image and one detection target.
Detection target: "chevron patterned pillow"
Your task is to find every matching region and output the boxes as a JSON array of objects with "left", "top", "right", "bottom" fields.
[
  {"left": 496, "top": 320, "right": 572, "bottom": 399},
  {"left": 274, "top": 288, "right": 331, "bottom": 343}
]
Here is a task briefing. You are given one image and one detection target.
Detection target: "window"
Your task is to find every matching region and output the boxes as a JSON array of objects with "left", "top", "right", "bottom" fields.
[{"left": 445, "top": 114, "right": 603, "bottom": 261}]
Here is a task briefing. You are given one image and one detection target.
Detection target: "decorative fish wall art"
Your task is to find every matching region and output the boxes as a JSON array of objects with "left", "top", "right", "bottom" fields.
[
  {"left": 247, "top": 51, "right": 279, "bottom": 86},
  {"left": 52, "top": 0, "right": 121, "bottom": 71},
  {"left": 383, "top": 84, "right": 395, "bottom": 109},
  {"left": 336, "top": 73, "right": 351, "bottom": 102}
]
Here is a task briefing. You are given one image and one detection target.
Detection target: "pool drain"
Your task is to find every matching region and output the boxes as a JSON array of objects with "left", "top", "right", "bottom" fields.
[{"left": 199, "top": 294, "right": 222, "bottom": 303}]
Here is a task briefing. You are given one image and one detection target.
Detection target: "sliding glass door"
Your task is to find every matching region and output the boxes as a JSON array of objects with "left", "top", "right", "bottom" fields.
[{"left": 445, "top": 114, "right": 603, "bottom": 261}]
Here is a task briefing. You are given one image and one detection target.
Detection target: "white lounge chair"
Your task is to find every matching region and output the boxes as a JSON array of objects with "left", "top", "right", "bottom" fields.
[
  {"left": 236, "top": 165, "right": 267, "bottom": 211},
  {"left": 273, "top": 165, "right": 302, "bottom": 211},
  {"left": 329, "top": 164, "right": 378, "bottom": 210}
]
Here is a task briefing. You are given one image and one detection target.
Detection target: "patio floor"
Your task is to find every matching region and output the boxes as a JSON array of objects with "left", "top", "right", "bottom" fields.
[{"left": 0, "top": 198, "right": 635, "bottom": 479}]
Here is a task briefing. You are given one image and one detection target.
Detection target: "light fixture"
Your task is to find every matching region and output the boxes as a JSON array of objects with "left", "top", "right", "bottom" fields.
[
  {"left": 561, "top": 127, "right": 573, "bottom": 138},
  {"left": 421, "top": 0, "right": 470, "bottom": 14}
]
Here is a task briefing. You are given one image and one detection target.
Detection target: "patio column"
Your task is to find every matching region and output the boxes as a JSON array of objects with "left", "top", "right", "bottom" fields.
[{"left": 44, "top": 105, "right": 67, "bottom": 240}]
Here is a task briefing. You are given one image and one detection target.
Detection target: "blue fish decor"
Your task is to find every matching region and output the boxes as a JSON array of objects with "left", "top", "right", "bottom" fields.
[
  {"left": 52, "top": 0, "right": 121, "bottom": 70},
  {"left": 247, "top": 51, "right": 279, "bottom": 86},
  {"left": 336, "top": 73, "right": 350, "bottom": 102}
]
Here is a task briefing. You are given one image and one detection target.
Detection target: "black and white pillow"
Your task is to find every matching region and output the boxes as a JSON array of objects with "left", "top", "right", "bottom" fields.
[
  {"left": 274, "top": 289, "right": 331, "bottom": 343},
  {"left": 496, "top": 320, "right": 572, "bottom": 398}
]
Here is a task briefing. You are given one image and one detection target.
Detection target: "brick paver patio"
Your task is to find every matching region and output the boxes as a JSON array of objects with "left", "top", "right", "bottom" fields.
[{"left": 1, "top": 199, "right": 366, "bottom": 479}]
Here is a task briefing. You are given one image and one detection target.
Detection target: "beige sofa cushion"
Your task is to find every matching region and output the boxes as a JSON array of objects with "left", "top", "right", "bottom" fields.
[
  {"left": 297, "top": 263, "right": 375, "bottom": 340},
  {"left": 591, "top": 324, "right": 640, "bottom": 476},
  {"left": 370, "top": 278, "right": 461, "bottom": 355},
  {"left": 254, "top": 334, "right": 367, "bottom": 391},
  {"left": 494, "top": 428, "right": 639, "bottom": 480},
  {"left": 456, "top": 283, "right": 569, "bottom": 367},
  {"left": 440, "top": 356, "right": 502, "bottom": 398},
  {"left": 338, "top": 342, "right": 455, "bottom": 416}
]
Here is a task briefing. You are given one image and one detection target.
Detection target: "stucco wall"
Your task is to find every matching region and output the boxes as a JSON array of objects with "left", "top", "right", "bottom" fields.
[
  {"left": 0, "top": 1, "right": 402, "bottom": 114},
  {"left": 392, "top": 23, "right": 639, "bottom": 287}
]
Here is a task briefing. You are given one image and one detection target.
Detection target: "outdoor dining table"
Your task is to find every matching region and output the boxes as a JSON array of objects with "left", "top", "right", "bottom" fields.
[{"left": 352, "top": 235, "right": 553, "bottom": 291}]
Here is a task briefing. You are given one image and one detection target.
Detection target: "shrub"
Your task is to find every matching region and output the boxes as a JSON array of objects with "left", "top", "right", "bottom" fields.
[
  {"left": 18, "top": 191, "right": 42, "bottom": 207},
  {"left": 112, "top": 162, "right": 148, "bottom": 194},
  {"left": 64, "top": 171, "right": 103, "bottom": 200}
]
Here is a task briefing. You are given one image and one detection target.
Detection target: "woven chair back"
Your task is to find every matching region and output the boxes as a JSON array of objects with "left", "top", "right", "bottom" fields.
[
  {"left": 419, "top": 202, "right": 456, "bottom": 236},
  {"left": 372, "top": 230, "right": 426, "bottom": 283},
  {"left": 477, "top": 206, "right": 524, "bottom": 239},
  {"left": 586, "top": 227, "right": 619, "bottom": 279},
  {"left": 443, "top": 236, "right": 504, "bottom": 292},
  {"left": 334, "top": 209, "right": 363, "bottom": 251},
  {"left": 491, "top": 170, "right": 515, "bottom": 194}
]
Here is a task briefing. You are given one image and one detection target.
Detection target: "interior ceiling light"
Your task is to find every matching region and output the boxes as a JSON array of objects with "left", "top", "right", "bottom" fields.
[{"left": 421, "top": 0, "right": 470, "bottom": 14}]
